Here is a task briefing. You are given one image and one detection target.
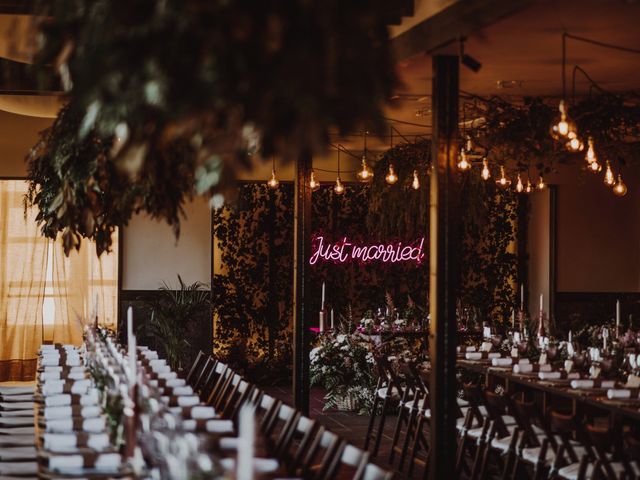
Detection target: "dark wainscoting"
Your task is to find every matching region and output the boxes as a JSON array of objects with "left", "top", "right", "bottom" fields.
[
  {"left": 555, "top": 291, "right": 640, "bottom": 333},
  {"left": 118, "top": 290, "right": 213, "bottom": 363}
]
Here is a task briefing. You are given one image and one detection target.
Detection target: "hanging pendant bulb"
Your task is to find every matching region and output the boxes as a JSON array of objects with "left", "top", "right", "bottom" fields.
[
  {"left": 385, "top": 164, "right": 398, "bottom": 184},
  {"left": 267, "top": 169, "right": 279, "bottom": 189},
  {"left": 566, "top": 131, "right": 584, "bottom": 152},
  {"left": 613, "top": 174, "right": 627, "bottom": 197},
  {"left": 537, "top": 175, "right": 546, "bottom": 190},
  {"left": 585, "top": 137, "right": 597, "bottom": 164},
  {"left": 465, "top": 135, "right": 473, "bottom": 153},
  {"left": 481, "top": 158, "right": 491, "bottom": 180},
  {"left": 525, "top": 178, "right": 533, "bottom": 194},
  {"left": 457, "top": 149, "right": 471, "bottom": 171},
  {"left": 551, "top": 100, "right": 577, "bottom": 141},
  {"left": 515, "top": 174, "right": 524, "bottom": 193},
  {"left": 357, "top": 156, "right": 374, "bottom": 182},
  {"left": 604, "top": 161, "right": 615, "bottom": 187},
  {"left": 496, "top": 166, "right": 511, "bottom": 188},
  {"left": 334, "top": 177, "right": 345, "bottom": 195},
  {"left": 309, "top": 170, "right": 320, "bottom": 191},
  {"left": 412, "top": 170, "right": 420, "bottom": 190},
  {"left": 588, "top": 158, "right": 602, "bottom": 173}
]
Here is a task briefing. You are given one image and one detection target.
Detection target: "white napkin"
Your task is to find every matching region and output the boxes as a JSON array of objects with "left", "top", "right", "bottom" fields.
[
  {"left": 41, "top": 355, "right": 82, "bottom": 367},
  {"left": 46, "top": 416, "right": 106, "bottom": 433},
  {"left": 43, "top": 433, "right": 111, "bottom": 452},
  {"left": 491, "top": 358, "right": 514, "bottom": 367},
  {"left": 42, "top": 379, "right": 91, "bottom": 396},
  {"left": 190, "top": 406, "right": 216, "bottom": 419},
  {"left": 570, "top": 379, "right": 615, "bottom": 389},
  {"left": 219, "top": 457, "right": 279, "bottom": 474},
  {"left": 513, "top": 363, "right": 552, "bottom": 374},
  {"left": 0, "top": 386, "right": 35, "bottom": 396},
  {"left": 219, "top": 437, "right": 239, "bottom": 450},
  {"left": 206, "top": 419, "right": 234, "bottom": 433},
  {"left": 626, "top": 375, "right": 640, "bottom": 388},
  {"left": 40, "top": 370, "right": 86, "bottom": 381},
  {"left": 0, "top": 401, "right": 34, "bottom": 411},
  {"left": 170, "top": 386, "right": 194, "bottom": 396},
  {"left": 165, "top": 378, "right": 186, "bottom": 388},
  {"left": 44, "top": 405, "right": 101, "bottom": 420},
  {"left": 607, "top": 389, "right": 632, "bottom": 399},
  {"left": 465, "top": 352, "right": 482, "bottom": 360},
  {"left": 152, "top": 364, "right": 172, "bottom": 374},
  {"left": 157, "top": 371, "right": 178, "bottom": 380},
  {"left": 538, "top": 371, "right": 580, "bottom": 380},
  {"left": 149, "top": 359, "right": 167, "bottom": 368},
  {"left": 142, "top": 351, "right": 159, "bottom": 360},
  {"left": 176, "top": 396, "right": 200, "bottom": 407},
  {"left": 44, "top": 390, "right": 99, "bottom": 407},
  {"left": 479, "top": 341, "right": 493, "bottom": 352}
]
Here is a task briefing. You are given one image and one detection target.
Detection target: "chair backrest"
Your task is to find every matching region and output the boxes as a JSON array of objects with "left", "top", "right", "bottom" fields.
[
  {"left": 511, "top": 394, "right": 544, "bottom": 448},
  {"left": 185, "top": 350, "right": 206, "bottom": 385},
  {"left": 549, "top": 410, "right": 584, "bottom": 464},
  {"left": 483, "top": 389, "right": 513, "bottom": 438}
]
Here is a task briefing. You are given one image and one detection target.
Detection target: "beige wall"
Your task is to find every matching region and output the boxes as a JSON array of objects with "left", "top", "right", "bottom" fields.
[
  {"left": 0, "top": 110, "right": 52, "bottom": 177},
  {"left": 527, "top": 188, "right": 551, "bottom": 314},
  {"left": 122, "top": 197, "right": 212, "bottom": 290}
]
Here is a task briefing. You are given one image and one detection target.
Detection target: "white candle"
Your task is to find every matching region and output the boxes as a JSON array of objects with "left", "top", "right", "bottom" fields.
[
  {"left": 539, "top": 294, "right": 543, "bottom": 313},
  {"left": 520, "top": 284, "right": 524, "bottom": 310},
  {"left": 511, "top": 309, "right": 515, "bottom": 329},
  {"left": 237, "top": 404, "right": 255, "bottom": 480},
  {"left": 321, "top": 282, "right": 325, "bottom": 309},
  {"left": 603, "top": 327, "right": 608, "bottom": 351},
  {"left": 616, "top": 300, "right": 620, "bottom": 336},
  {"left": 568, "top": 330, "right": 572, "bottom": 344},
  {"left": 128, "top": 333, "right": 137, "bottom": 384},
  {"left": 127, "top": 306, "right": 133, "bottom": 342},
  {"left": 330, "top": 308, "right": 334, "bottom": 330}
]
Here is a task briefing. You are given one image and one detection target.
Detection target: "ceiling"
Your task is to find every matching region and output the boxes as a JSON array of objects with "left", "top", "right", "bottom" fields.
[{"left": 337, "top": 0, "right": 640, "bottom": 152}]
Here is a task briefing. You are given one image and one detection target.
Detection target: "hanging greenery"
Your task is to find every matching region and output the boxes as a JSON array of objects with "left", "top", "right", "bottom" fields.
[
  {"left": 29, "top": 0, "right": 399, "bottom": 255},
  {"left": 25, "top": 104, "right": 197, "bottom": 255}
]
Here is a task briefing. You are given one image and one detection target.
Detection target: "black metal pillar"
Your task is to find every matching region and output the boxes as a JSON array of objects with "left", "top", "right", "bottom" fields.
[
  {"left": 293, "top": 151, "right": 312, "bottom": 415},
  {"left": 429, "top": 54, "right": 460, "bottom": 479}
]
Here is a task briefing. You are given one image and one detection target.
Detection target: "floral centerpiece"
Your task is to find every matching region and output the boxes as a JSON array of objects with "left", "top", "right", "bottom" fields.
[{"left": 310, "top": 330, "right": 376, "bottom": 414}]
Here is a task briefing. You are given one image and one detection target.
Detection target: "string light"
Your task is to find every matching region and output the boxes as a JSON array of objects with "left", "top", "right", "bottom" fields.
[
  {"left": 481, "top": 159, "right": 491, "bottom": 180},
  {"left": 537, "top": 175, "right": 546, "bottom": 190},
  {"left": 525, "top": 178, "right": 533, "bottom": 193},
  {"left": 309, "top": 170, "right": 320, "bottom": 191},
  {"left": 604, "top": 161, "right": 615, "bottom": 186},
  {"left": 613, "top": 174, "right": 627, "bottom": 197},
  {"left": 515, "top": 174, "right": 524, "bottom": 193},
  {"left": 588, "top": 158, "right": 602, "bottom": 172},
  {"left": 412, "top": 170, "right": 420, "bottom": 190},
  {"left": 267, "top": 156, "right": 279, "bottom": 189},
  {"left": 356, "top": 132, "right": 373, "bottom": 182},
  {"left": 457, "top": 149, "right": 471, "bottom": 171},
  {"left": 566, "top": 131, "right": 584, "bottom": 152},
  {"left": 496, "top": 166, "right": 511, "bottom": 188},
  {"left": 550, "top": 100, "right": 577, "bottom": 141},
  {"left": 334, "top": 148, "right": 345, "bottom": 195},
  {"left": 585, "top": 137, "right": 597, "bottom": 164},
  {"left": 385, "top": 164, "right": 398, "bottom": 185}
]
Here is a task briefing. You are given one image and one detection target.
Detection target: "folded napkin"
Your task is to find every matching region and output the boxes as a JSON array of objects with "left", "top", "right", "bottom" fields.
[
  {"left": 42, "top": 379, "right": 91, "bottom": 396},
  {"left": 0, "top": 401, "right": 34, "bottom": 411},
  {"left": 44, "top": 405, "right": 102, "bottom": 420},
  {"left": 165, "top": 386, "right": 194, "bottom": 396},
  {"left": 41, "top": 344, "right": 77, "bottom": 351},
  {"left": 570, "top": 379, "right": 615, "bottom": 389},
  {"left": 48, "top": 452, "right": 122, "bottom": 472},
  {"left": 218, "top": 437, "right": 239, "bottom": 450},
  {"left": 41, "top": 356, "right": 82, "bottom": 367},
  {"left": 205, "top": 419, "right": 234, "bottom": 433},
  {"left": 0, "top": 409, "right": 34, "bottom": 418},
  {"left": 491, "top": 358, "right": 530, "bottom": 367},
  {"left": 219, "top": 457, "right": 279, "bottom": 474},
  {"left": 44, "top": 390, "right": 99, "bottom": 407},
  {"left": 0, "top": 416, "right": 34, "bottom": 427},
  {"left": 46, "top": 416, "right": 106, "bottom": 433},
  {"left": 163, "top": 395, "right": 200, "bottom": 407},
  {"left": 141, "top": 351, "right": 159, "bottom": 360},
  {"left": 148, "top": 359, "right": 167, "bottom": 368},
  {"left": 465, "top": 352, "right": 501, "bottom": 360},
  {"left": 43, "top": 432, "right": 111, "bottom": 452},
  {"left": 151, "top": 364, "right": 172, "bottom": 374},
  {"left": 538, "top": 371, "right": 580, "bottom": 380},
  {"left": 40, "top": 370, "right": 86, "bottom": 381},
  {"left": 607, "top": 388, "right": 639, "bottom": 399},
  {"left": 0, "top": 386, "right": 35, "bottom": 396},
  {"left": 0, "top": 446, "right": 37, "bottom": 461},
  {"left": 0, "top": 394, "right": 34, "bottom": 403},
  {"left": 185, "top": 406, "right": 216, "bottom": 420},
  {"left": 513, "top": 363, "right": 552, "bottom": 374},
  {"left": 0, "top": 461, "right": 38, "bottom": 476}
]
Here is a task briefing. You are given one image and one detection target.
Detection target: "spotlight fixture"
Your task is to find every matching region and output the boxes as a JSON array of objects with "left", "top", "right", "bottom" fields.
[
  {"left": 267, "top": 156, "right": 279, "bottom": 189},
  {"left": 515, "top": 174, "right": 524, "bottom": 193},
  {"left": 481, "top": 158, "right": 491, "bottom": 180},
  {"left": 356, "top": 131, "right": 374, "bottom": 182},
  {"left": 496, "top": 166, "right": 511, "bottom": 188},
  {"left": 457, "top": 149, "right": 471, "bottom": 171},
  {"left": 460, "top": 40, "right": 482, "bottom": 73},
  {"left": 412, "top": 170, "right": 420, "bottom": 190},
  {"left": 385, "top": 164, "right": 398, "bottom": 185},
  {"left": 613, "top": 174, "right": 627, "bottom": 197},
  {"left": 604, "top": 161, "right": 615, "bottom": 186},
  {"left": 309, "top": 170, "right": 320, "bottom": 191}
]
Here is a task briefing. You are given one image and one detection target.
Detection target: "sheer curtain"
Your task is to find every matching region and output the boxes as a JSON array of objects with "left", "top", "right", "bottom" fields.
[
  {"left": 50, "top": 235, "right": 119, "bottom": 345},
  {"left": 0, "top": 180, "right": 49, "bottom": 381}
]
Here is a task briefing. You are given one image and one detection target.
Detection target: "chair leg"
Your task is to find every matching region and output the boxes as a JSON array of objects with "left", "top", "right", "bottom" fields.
[
  {"left": 364, "top": 382, "right": 383, "bottom": 451},
  {"left": 500, "top": 429, "right": 520, "bottom": 480},
  {"left": 407, "top": 413, "right": 429, "bottom": 478},
  {"left": 372, "top": 395, "right": 391, "bottom": 457},
  {"left": 477, "top": 423, "right": 497, "bottom": 480},
  {"left": 469, "top": 420, "right": 491, "bottom": 480},
  {"left": 389, "top": 399, "right": 411, "bottom": 464},
  {"left": 397, "top": 403, "right": 420, "bottom": 470}
]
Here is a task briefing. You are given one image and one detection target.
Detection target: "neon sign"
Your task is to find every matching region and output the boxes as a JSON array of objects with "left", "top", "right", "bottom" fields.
[{"left": 309, "top": 235, "right": 426, "bottom": 265}]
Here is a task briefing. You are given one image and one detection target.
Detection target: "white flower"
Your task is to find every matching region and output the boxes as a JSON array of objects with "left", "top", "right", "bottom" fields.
[{"left": 336, "top": 334, "right": 347, "bottom": 344}]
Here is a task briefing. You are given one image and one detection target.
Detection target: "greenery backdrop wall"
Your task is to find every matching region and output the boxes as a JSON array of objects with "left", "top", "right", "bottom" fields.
[{"left": 212, "top": 140, "right": 521, "bottom": 380}]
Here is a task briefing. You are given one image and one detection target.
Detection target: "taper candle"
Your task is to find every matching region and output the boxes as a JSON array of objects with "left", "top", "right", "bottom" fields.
[
  {"left": 237, "top": 404, "right": 255, "bottom": 480},
  {"left": 127, "top": 306, "right": 133, "bottom": 342},
  {"left": 520, "top": 284, "right": 524, "bottom": 310},
  {"left": 616, "top": 300, "right": 620, "bottom": 337},
  {"left": 321, "top": 282, "right": 325, "bottom": 309},
  {"left": 539, "top": 294, "right": 543, "bottom": 312}
]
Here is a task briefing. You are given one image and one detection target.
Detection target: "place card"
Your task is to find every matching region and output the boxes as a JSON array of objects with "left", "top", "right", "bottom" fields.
[
  {"left": 626, "top": 374, "right": 640, "bottom": 388},
  {"left": 564, "top": 360, "right": 573, "bottom": 374},
  {"left": 539, "top": 353, "right": 547, "bottom": 365}
]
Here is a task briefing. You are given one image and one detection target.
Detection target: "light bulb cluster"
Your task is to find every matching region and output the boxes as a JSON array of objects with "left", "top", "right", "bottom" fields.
[
  {"left": 385, "top": 164, "right": 398, "bottom": 185},
  {"left": 267, "top": 169, "right": 279, "bottom": 189},
  {"left": 357, "top": 156, "right": 374, "bottom": 182}
]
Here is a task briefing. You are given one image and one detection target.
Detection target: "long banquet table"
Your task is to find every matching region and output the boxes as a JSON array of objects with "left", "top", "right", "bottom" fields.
[{"left": 458, "top": 359, "right": 640, "bottom": 424}]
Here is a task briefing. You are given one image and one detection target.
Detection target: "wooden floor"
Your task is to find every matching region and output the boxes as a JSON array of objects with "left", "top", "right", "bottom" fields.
[{"left": 263, "top": 386, "right": 423, "bottom": 479}]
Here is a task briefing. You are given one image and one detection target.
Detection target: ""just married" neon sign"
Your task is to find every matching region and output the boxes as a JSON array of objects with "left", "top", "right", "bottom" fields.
[{"left": 309, "top": 235, "right": 426, "bottom": 265}]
